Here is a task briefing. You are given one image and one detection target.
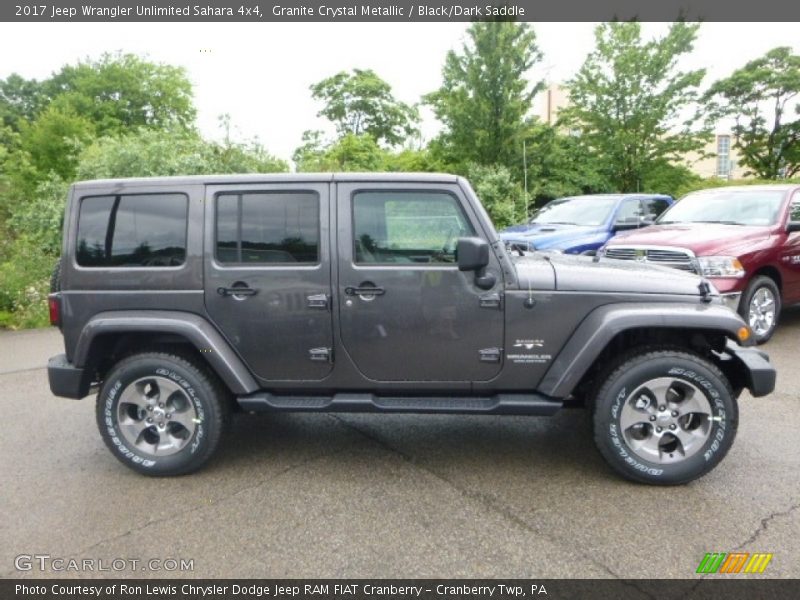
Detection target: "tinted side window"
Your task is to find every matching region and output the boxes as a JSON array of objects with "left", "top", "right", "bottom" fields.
[
  {"left": 642, "top": 198, "right": 671, "bottom": 219},
  {"left": 353, "top": 191, "right": 475, "bottom": 264},
  {"left": 615, "top": 198, "right": 642, "bottom": 224},
  {"left": 215, "top": 192, "right": 319, "bottom": 264},
  {"left": 76, "top": 193, "right": 188, "bottom": 267},
  {"left": 790, "top": 195, "right": 800, "bottom": 222}
]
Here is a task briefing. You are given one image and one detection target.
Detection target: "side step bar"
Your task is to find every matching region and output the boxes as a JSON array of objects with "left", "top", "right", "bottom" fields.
[{"left": 237, "top": 392, "right": 562, "bottom": 416}]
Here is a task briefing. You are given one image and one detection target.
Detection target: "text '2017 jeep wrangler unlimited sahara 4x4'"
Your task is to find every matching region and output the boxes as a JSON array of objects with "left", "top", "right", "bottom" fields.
[{"left": 47, "top": 174, "right": 775, "bottom": 484}]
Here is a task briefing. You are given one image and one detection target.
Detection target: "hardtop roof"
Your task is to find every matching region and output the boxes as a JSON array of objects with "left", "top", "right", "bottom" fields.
[{"left": 72, "top": 172, "right": 461, "bottom": 189}]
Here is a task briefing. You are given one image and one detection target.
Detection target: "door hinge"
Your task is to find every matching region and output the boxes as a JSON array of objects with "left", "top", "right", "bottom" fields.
[
  {"left": 307, "top": 293, "right": 330, "bottom": 309},
  {"left": 479, "top": 347, "right": 503, "bottom": 363},
  {"left": 479, "top": 293, "right": 502, "bottom": 309},
  {"left": 309, "top": 347, "right": 332, "bottom": 363}
]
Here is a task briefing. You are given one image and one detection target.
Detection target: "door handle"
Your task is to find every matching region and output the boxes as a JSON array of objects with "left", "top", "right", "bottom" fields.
[
  {"left": 345, "top": 286, "right": 385, "bottom": 297},
  {"left": 217, "top": 286, "right": 258, "bottom": 297}
]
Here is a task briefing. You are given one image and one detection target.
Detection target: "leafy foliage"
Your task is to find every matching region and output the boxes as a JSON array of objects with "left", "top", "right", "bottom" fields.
[
  {"left": 310, "top": 69, "right": 419, "bottom": 146},
  {"left": 705, "top": 47, "right": 800, "bottom": 178},
  {"left": 425, "top": 20, "right": 543, "bottom": 171},
  {"left": 560, "top": 22, "right": 710, "bottom": 193},
  {"left": 465, "top": 163, "right": 524, "bottom": 228}
]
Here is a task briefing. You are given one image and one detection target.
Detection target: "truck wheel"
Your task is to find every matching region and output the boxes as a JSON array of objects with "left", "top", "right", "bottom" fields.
[
  {"left": 592, "top": 349, "right": 737, "bottom": 485},
  {"left": 739, "top": 276, "right": 780, "bottom": 344},
  {"left": 96, "top": 352, "right": 230, "bottom": 476}
]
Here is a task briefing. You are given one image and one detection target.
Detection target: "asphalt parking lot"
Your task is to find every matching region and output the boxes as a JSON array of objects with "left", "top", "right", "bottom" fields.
[{"left": 1, "top": 312, "right": 798, "bottom": 580}]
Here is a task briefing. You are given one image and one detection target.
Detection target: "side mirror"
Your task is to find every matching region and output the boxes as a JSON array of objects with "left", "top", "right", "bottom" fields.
[
  {"left": 457, "top": 237, "right": 490, "bottom": 271},
  {"left": 639, "top": 217, "right": 655, "bottom": 227},
  {"left": 613, "top": 220, "right": 640, "bottom": 232},
  {"left": 787, "top": 222, "right": 800, "bottom": 233},
  {"left": 456, "top": 237, "right": 496, "bottom": 290}
]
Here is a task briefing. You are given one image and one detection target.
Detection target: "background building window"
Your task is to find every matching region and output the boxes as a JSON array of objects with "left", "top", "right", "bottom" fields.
[{"left": 716, "top": 135, "right": 731, "bottom": 178}]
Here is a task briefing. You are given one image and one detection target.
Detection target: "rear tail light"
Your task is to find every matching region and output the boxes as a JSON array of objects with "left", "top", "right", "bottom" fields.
[{"left": 48, "top": 294, "right": 61, "bottom": 327}]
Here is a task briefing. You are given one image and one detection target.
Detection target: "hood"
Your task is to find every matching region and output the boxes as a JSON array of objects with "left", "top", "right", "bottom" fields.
[
  {"left": 607, "top": 223, "right": 771, "bottom": 256},
  {"left": 514, "top": 252, "right": 707, "bottom": 296},
  {"left": 500, "top": 224, "right": 603, "bottom": 249}
]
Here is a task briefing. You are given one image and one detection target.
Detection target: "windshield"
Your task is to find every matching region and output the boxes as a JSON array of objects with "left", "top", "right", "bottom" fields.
[
  {"left": 658, "top": 190, "right": 786, "bottom": 226},
  {"left": 531, "top": 196, "right": 619, "bottom": 226}
]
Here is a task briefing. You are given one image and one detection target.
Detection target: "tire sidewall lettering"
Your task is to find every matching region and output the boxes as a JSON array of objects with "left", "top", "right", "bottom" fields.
[{"left": 605, "top": 359, "right": 732, "bottom": 479}]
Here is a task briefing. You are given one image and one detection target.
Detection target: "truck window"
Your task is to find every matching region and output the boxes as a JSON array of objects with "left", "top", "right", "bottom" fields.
[
  {"left": 642, "top": 198, "right": 671, "bottom": 220},
  {"left": 215, "top": 191, "right": 319, "bottom": 264},
  {"left": 76, "top": 193, "right": 188, "bottom": 267},
  {"left": 353, "top": 191, "right": 474, "bottom": 264}
]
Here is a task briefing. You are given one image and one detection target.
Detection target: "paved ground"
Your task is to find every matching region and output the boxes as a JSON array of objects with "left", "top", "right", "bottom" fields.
[{"left": 1, "top": 313, "right": 798, "bottom": 580}]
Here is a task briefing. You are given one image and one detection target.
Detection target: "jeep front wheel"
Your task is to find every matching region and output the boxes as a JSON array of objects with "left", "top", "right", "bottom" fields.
[
  {"left": 592, "top": 349, "right": 737, "bottom": 485},
  {"left": 96, "top": 352, "right": 230, "bottom": 476}
]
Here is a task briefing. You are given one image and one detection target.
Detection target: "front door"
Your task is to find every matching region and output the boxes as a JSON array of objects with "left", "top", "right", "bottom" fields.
[
  {"left": 204, "top": 182, "right": 334, "bottom": 381},
  {"left": 336, "top": 182, "right": 505, "bottom": 382}
]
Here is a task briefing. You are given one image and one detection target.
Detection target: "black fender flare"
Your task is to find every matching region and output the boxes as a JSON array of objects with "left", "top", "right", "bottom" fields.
[
  {"left": 537, "top": 302, "right": 749, "bottom": 398},
  {"left": 74, "top": 310, "right": 259, "bottom": 395}
]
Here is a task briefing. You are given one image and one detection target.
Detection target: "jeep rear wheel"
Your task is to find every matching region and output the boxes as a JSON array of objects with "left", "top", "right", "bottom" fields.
[
  {"left": 96, "top": 352, "right": 230, "bottom": 476},
  {"left": 592, "top": 349, "right": 737, "bottom": 485}
]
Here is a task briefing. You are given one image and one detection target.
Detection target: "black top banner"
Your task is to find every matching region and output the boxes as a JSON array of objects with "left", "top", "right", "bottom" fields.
[{"left": 3, "top": 0, "right": 800, "bottom": 22}]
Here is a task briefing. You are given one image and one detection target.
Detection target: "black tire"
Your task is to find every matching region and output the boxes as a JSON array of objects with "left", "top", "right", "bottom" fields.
[
  {"left": 592, "top": 349, "right": 738, "bottom": 485},
  {"left": 738, "top": 275, "right": 781, "bottom": 344},
  {"left": 49, "top": 258, "right": 62, "bottom": 293},
  {"left": 96, "top": 352, "right": 230, "bottom": 476}
]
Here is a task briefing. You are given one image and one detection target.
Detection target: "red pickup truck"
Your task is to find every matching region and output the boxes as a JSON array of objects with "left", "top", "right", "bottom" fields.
[{"left": 601, "top": 185, "right": 800, "bottom": 343}]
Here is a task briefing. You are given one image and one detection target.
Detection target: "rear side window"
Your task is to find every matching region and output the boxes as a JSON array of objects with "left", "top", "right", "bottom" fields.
[
  {"left": 215, "top": 191, "right": 319, "bottom": 264},
  {"left": 76, "top": 193, "right": 188, "bottom": 267}
]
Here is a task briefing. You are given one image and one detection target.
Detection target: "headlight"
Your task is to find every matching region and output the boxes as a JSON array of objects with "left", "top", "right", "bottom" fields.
[{"left": 695, "top": 256, "right": 745, "bottom": 278}]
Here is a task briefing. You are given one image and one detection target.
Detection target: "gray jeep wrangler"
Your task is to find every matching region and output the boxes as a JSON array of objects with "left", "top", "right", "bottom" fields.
[{"left": 47, "top": 174, "right": 775, "bottom": 484}]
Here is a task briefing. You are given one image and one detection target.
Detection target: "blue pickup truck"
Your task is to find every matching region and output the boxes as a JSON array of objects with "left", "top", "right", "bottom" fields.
[{"left": 500, "top": 193, "right": 674, "bottom": 255}]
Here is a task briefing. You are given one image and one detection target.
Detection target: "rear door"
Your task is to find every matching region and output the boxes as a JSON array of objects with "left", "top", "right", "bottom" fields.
[
  {"left": 204, "top": 182, "right": 334, "bottom": 381},
  {"left": 335, "top": 181, "right": 505, "bottom": 383}
]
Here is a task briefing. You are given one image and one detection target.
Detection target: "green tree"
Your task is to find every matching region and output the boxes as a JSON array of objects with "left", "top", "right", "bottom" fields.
[
  {"left": 0, "top": 73, "right": 47, "bottom": 132},
  {"left": 425, "top": 20, "right": 543, "bottom": 171},
  {"left": 310, "top": 69, "right": 419, "bottom": 146},
  {"left": 44, "top": 52, "right": 196, "bottom": 136},
  {"left": 76, "top": 128, "right": 286, "bottom": 180},
  {"left": 18, "top": 104, "right": 95, "bottom": 180},
  {"left": 523, "top": 123, "right": 612, "bottom": 205},
  {"left": 560, "top": 22, "right": 710, "bottom": 192},
  {"left": 705, "top": 47, "right": 800, "bottom": 179},
  {"left": 466, "top": 163, "right": 524, "bottom": 228}
]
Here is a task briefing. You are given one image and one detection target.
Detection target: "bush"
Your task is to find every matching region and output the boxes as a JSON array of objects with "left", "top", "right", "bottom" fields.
[{"left": 0, "top": 237, "right": 53, "bottom": 329}]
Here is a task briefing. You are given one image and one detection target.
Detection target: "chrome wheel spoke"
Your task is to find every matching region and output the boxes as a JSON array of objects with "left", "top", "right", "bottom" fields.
[
  {"left": 675, "top": 388, "right": 710, "bottom": 418},
  {"left": 118, "top": 382, "right": 150, "bottom": 410},
  {"left": 672, "top": 426, "right": 705, "bottom": 455},
  {"left": 168, "top": 409, "right": 197, "bottom": 434}
]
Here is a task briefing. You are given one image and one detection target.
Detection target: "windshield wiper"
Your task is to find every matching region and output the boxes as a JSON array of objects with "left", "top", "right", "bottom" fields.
[
  {"left": 540, "top": 221, "right": 578, "bottom": 225},
  {"left": 691, "top": 220, "right": 745, "bottom": 225}
]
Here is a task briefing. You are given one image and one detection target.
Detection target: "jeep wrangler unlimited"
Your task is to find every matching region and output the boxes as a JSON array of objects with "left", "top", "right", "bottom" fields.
[{"left": 47, "top": 174, "right": 775, "bottom": 484}]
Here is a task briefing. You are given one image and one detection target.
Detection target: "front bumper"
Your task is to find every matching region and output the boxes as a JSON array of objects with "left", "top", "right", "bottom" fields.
[
  {"left": 719, "top": 292, "right": 742, "bottom": 312},
  {"left": 48, "top": 354, "right": 92, "bottom": 399},
  {"left": 722, "top": 341, "right": 776, "bottom": 398}
]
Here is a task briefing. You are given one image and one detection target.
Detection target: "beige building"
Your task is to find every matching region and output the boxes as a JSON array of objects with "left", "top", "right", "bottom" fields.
[
  {"left": 685, "top": 133, "right": 746, "bottom": 180},
  {"left": 534, "top": 83, "right": 747, "bottom": 181}
]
